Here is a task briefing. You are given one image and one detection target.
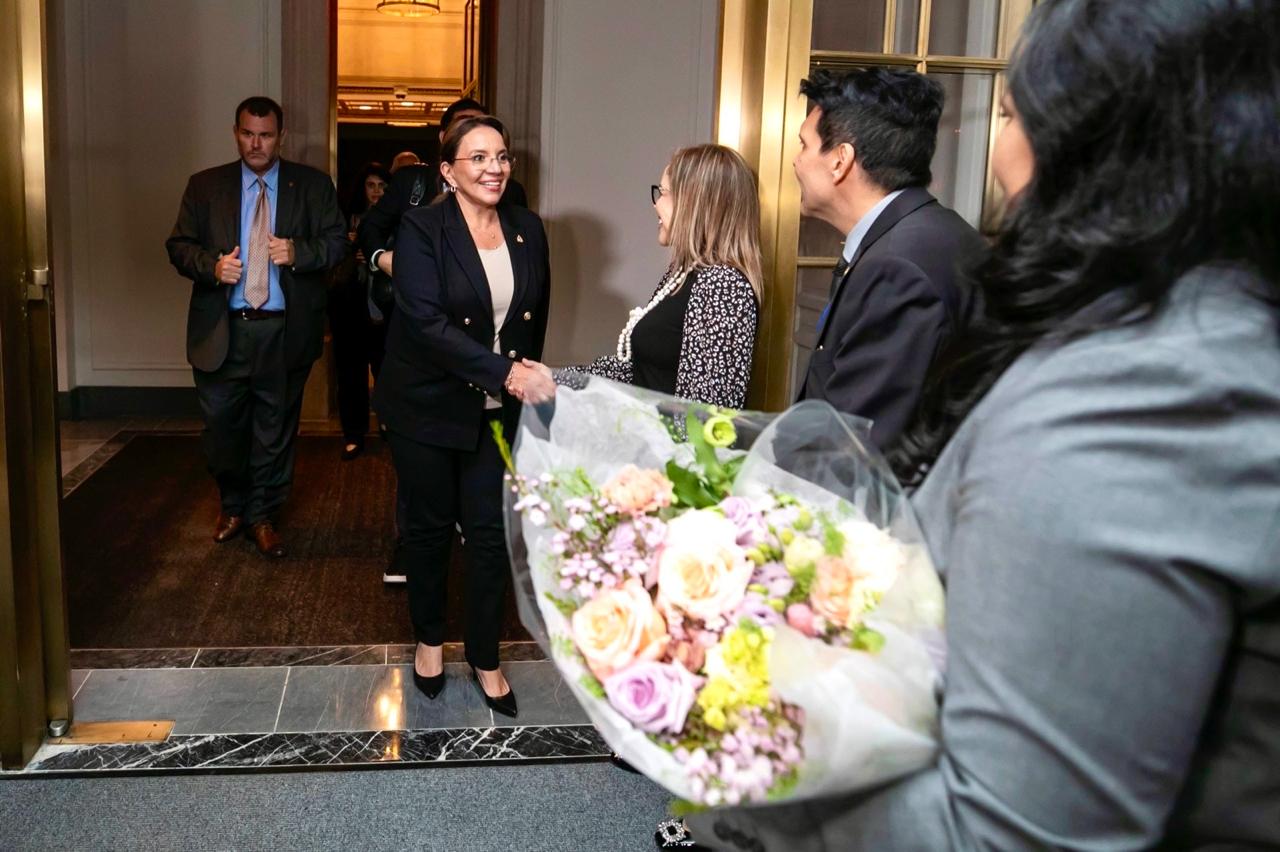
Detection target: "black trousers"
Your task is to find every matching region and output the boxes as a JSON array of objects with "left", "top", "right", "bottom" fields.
[
  {"left": 329, "top": 286, "right": 387, "bottom": 443},
  {"left": 192, "top": 316, "right": 311, "bottom": 525},
  {"left": 386, "top": 415, "right": 508, "bottom": 670}
]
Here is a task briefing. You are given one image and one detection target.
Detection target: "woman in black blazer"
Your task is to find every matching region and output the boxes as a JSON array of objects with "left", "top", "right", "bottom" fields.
[{"left": 373, "top": 116, "right": 552, "bottom": 717}]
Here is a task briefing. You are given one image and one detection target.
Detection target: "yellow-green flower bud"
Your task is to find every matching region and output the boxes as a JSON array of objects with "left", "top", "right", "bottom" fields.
[
  {"left": 784, "top": 535, "right": 823, "bottom": 573},
  {"left": 794, "top": 508, "right": 813, "bottom": 531},
  {"left": 702, "top": 415, "right": 737, "bottom": 449},
  {"left": 779, "top": 528, "right": 795, "bottom": 546}
]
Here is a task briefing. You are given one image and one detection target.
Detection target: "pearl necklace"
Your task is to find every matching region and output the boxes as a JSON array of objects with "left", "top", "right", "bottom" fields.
[{"left": 616, "top": 268, "right": 686, "bottom": 362}]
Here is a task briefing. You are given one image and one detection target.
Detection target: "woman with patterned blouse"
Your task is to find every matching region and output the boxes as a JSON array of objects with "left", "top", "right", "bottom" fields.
[{"left": 529, "top": 144, "right": 763, "bottom": 408}]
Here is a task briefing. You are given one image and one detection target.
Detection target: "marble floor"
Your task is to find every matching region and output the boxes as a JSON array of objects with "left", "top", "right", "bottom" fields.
[{"left": 31, "top": 419, "right": 610, "bottom": 776}]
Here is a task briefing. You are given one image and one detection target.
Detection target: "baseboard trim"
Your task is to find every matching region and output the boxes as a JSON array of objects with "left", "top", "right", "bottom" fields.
[{"left": 58, "top": 387, "right": 201, "bottom": 420}]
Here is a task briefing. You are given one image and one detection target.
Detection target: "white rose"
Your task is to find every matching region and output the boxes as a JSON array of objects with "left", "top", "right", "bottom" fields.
[{"left": 656, "top": 510, "right": 752, "bottom": 623}]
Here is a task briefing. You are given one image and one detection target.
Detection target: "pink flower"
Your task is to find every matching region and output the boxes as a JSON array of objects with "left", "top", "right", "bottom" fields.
[
  {"left": 603, "top": 661, "right": 703, "bottom": 734},
  {"left": 570, "top": 580, "right": 669, "bottom": 679},
  {"left": 600, "top": 465, "right": 674, "bottom": 515},
  {"left": 785, "top": 603, "right": 818, "bottom": 637},
  {"left": 718, "top": 496, "right": 766, "bottom": 546}
]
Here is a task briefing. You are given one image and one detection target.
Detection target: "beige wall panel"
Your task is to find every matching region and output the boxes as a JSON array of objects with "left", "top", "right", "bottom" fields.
[
  {"left": 50, "top": 0, "right": 282, "bottom": 389},
  {"left": 537, "top": 0, "right": 720, "bottom": 367}
]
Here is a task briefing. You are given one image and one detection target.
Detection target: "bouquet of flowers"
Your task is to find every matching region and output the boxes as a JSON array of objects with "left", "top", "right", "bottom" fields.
[{"left": 500, "top": 379, "right": 944, "bottom": 807}]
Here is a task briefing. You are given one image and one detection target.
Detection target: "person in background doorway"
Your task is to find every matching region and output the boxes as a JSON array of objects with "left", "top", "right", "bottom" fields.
[
  {"left": 389, "top": 150, "right": 420, "bottom": 173},
  {"left": 329, "top": 161, "right": 392, "bottom": 461},
  {"left": 165, "top": 96, "right": 345, "bottom": 559}
]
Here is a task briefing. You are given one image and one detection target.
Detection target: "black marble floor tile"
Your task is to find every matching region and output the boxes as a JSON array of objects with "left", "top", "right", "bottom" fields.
[
  {"left": 276, "top": 664, "right": 494, "bottom": 733},
  {"left": 25, "top": 725, "right": 610, "bottom": 773},
  {"left": 72, "top": 667, "right": 287, "bottom": 735},
  {"left": 70, "top": 648, "right": 199, "bottom": 670},
  {"left": 496, "top": 661, "right": 591, "bottom": 728},
  {"left": 193, "top": 645, "right": 387, "bottom": 668},
  {"left": 387, "top": 640, "right": 546, "bottom": 666}
]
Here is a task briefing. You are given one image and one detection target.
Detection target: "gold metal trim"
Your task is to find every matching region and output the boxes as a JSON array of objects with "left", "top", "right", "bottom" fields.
[
  {"left": 809, "top": 50, "right": 919, "bottom": 69},
  {"left": 797, "top": 256, "right": 840, "bottom": 268},
  {"left": 882, "top": 0, "right": 898, "bottom": 55}
]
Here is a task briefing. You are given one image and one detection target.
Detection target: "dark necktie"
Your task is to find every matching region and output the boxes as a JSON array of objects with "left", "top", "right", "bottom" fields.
[{"left": 816, "top": 256, "right": 851, "bottom": 334}]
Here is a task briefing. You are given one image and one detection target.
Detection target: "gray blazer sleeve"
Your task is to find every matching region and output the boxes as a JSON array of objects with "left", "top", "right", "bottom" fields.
[{"left": 691, "top": 301, "right": 1280, "bottom": 851}]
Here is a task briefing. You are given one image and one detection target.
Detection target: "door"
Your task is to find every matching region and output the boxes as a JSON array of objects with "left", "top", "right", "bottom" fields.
[{"left": 0, "top": 0, "right": 71, "bottom": 769}]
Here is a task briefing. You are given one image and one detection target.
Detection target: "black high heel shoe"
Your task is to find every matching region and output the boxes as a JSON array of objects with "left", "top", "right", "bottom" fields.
[
  {"left": 412, "top": 645, "right": 445, "bottom": 700},
  {"left": 413, "top": 667, "right": 445, "bottom": 700},
  {"left": 471, "top": 666, "right": 518, "bottom": 718}
]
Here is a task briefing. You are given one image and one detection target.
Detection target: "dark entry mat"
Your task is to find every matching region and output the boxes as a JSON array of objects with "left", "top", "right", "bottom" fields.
[{"left": 62, "top": 433, "right": 528, "bottom": 648}]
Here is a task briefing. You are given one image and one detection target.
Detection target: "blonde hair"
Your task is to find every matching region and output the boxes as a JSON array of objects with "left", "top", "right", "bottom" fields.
[{"left": 665, "top": 144, "right": 764, "bottom": 302}]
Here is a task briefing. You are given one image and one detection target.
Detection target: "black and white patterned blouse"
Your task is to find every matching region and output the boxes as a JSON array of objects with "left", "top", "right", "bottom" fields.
[{"left": 557, "top": 264, "right": 759, "bottom": 408}]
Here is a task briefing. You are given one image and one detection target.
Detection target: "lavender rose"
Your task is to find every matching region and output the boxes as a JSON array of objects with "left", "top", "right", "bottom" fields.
[
  {"left": 718, "top": 496, "right": 766, "bottom": 547},
  {"left": 603, "top": 661, "right": 704, "bottom": 734}
]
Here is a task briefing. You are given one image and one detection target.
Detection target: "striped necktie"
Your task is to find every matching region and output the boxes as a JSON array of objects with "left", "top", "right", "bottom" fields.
[{"left": 244, "top": 178, "right": 270, "bottom": 309}]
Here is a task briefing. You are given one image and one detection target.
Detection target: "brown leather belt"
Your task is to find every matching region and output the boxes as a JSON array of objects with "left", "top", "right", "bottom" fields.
[{"left": 230, "top": 308, "right": 285, "bottom": 320}]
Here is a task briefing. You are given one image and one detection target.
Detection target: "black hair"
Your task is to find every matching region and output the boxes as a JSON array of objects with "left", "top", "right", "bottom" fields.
[
  {"left": 440, "top": 97, "right": 486, "bottom": 132},
  {"left": 439, "top": 115, "right": 510, "bottom": 164},
  {"left": 234, "top": 96, "right": 284, "bottom": 131},
  {"left": 345, "top": 161, "right": 392, "bottom": 217},
  {"left": 798, "top": 68, "right": 943, "bottom": 190},
  {"left": 889, "top": 0, "right": 1280, "bottom": 485}
]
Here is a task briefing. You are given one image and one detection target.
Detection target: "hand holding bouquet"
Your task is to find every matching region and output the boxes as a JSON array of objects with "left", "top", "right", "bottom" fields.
[{"left": 501, "top": 380, "right": 944, "bottom": 807}]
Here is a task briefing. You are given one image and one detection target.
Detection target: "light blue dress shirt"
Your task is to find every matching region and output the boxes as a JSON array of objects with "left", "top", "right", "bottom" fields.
[
  {"left": 230, "top": 159, "right": 285, "bottom": 311},
  {"left": 818, "top": 189, "right": 905, "bottom": 332},
  {"left": 840, "top": 188, "right": 904, "bottom": 263}
]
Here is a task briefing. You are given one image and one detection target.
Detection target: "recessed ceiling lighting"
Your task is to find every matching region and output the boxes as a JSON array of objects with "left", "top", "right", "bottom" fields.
[
  {"left": 401, "top": 101, "right": 416, "bottom": 107},
  {"left": 358, "top": 105, "right": 374, "bottom": 111}
]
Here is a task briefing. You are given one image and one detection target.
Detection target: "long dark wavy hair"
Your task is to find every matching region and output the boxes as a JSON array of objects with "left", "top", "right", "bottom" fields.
[{"left": 889, "top": 0, "right": 1280, "bottom": 485}]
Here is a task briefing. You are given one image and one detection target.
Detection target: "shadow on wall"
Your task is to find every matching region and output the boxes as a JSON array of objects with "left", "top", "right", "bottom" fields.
[{"left": 543, "top": 210, "right": 631, "bottom": 367}]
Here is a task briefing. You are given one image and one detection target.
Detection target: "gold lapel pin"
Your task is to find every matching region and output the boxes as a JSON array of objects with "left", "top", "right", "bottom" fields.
[{"left": 516, "top": 234, "right": 524, "bottom": 244}]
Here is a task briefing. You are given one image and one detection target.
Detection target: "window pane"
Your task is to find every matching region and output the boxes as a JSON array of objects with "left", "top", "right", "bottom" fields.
[
  {"left": 928, "top": 0, "right": 1002, "bottom": 57},
  {"left": 928, "top": 71, "right": 996, "bottom": 228},
  {"left": 811, "top": 0, "right": 885, "bottom": 53},
  {"left": 788, "top": 265, "right": 837, "bottom": 398},
  {"left": 798, "top": 215, "right": 845, "bottom": 260},
  {"left": 894, "top": 0, "right": 924, "bottom": 54}
]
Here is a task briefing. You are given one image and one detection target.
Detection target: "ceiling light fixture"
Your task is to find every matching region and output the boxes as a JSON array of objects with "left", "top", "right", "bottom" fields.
[{"left": 376, "top": 0, "right": 441, "bottom": 17}]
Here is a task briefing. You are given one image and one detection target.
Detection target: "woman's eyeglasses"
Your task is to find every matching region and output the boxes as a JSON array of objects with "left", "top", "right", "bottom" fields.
[
  {"left": 650, "top": 184, "right": 670, "bottom": 205},
  {"left": 455, "top": 153, "right": 515, "bottom": 168}
]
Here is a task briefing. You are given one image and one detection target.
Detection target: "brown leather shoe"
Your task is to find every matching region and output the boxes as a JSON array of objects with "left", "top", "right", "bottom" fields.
[
  {"left": 248, "top": 522, "right": 287, "bottom": 559},
  {"left": 213, "top": 513, "right": 244, "bottom": 543}
]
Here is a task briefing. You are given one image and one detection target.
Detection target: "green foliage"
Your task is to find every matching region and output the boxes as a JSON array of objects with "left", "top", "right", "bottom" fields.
[
  {"left": 666, "top": 460, "right": 721, "bottom": 509},
  {"left": 851, "top": 626, "right": 886, "bottom": 653},
  {"left": 544, "top": 592, "right": 577, "bottom": 618},
  {"left": 821, "top": 514, "right": 846, "bottom": 557},
  {"left": 669, "top": 799, "right": 710, "bottom": 818},
  {"left": 489, "top": 421, "right": 516, "bottom": 475},
  {"left": 579, "top": 672, "right": 607, "bottom": 699}
]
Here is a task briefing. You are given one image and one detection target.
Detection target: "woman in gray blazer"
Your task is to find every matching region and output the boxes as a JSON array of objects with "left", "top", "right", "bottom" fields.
[{"left": 668, "top": 1, "right": 1280, "bottom": 849}]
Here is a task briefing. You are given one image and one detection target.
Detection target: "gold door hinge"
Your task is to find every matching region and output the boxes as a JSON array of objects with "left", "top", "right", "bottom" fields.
[{"left": 26, "top": 266, "right": 49, "bottom": 302}]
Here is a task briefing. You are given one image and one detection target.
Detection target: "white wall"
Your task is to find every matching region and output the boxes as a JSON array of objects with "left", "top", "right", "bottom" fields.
[
  {"left": 49, "top": 0, "right": 282, "bottom": 391},
  {"left": 536, "top": 0, "right": 720, "bottom": 366}
]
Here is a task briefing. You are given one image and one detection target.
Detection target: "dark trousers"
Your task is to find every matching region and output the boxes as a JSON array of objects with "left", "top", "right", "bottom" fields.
[
  {"left": 193, "top": 316, "right": 311, "bottom": 525},
  {"left": 329, "top": 289, "right": 387, "bottom": 444},
  {"left": 386, "top": 415, "right": 508, "bottom": 670}
]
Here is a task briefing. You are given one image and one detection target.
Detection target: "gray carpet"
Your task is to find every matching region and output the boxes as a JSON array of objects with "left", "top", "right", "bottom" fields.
[{"left": 0, "top": 763, "right": 674, "bottom": 851}]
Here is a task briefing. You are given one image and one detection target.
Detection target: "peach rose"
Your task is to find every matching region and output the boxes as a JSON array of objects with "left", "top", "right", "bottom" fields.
[
  {"left": 571, "top": 580, "right": 669, "bottom": 679},
  {"left": 810, "top": 522, "right": 903, "bottom": 629},
  {"left": 656, "top": 510, "right": 753, "bottom": 624},
  {"left": 600, "top": 465, "right": 674, "bottom": 515}
]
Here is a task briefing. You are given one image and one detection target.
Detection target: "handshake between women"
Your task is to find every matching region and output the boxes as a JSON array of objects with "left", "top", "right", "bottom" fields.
[{"left": 505, "top": 359, "right": 556, "bottom": 405}]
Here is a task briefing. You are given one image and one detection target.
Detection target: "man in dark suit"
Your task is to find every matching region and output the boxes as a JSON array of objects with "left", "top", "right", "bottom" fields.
[
  {"left": 166, "top": 96, "right": 345, "bottom": 558},
  {"left": 795, "top": 68, "right": 982, "bottom": 450}
]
